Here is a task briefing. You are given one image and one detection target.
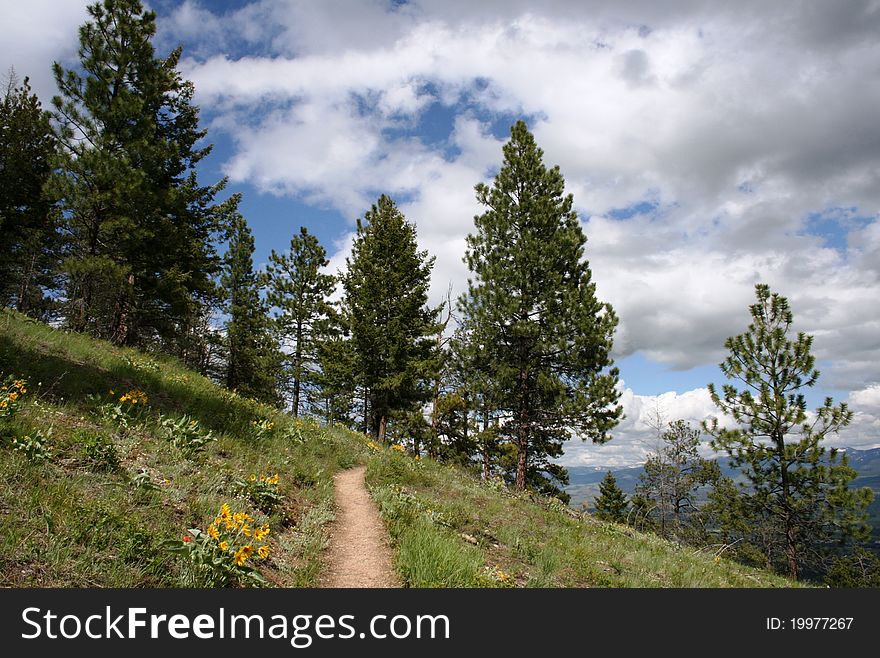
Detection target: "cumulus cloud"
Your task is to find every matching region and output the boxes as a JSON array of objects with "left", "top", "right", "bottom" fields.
[
  {"left": 0, "top": 0, "right": 91, "bottom": 102},
  {"left": 7, "top": 0, "right": 878, "bottom": 464},
  {"left": 559, "top": 383, "right": 721, "bottom": 467}
]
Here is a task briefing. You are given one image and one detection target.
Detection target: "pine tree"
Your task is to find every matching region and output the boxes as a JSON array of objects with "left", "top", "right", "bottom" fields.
[
  {"left": 595, "top": 471, "right": 629, "bottom": 523},
  {"left": 705, "top": 284, "right": 873, "bottom": 580},
  {"left": 459, "top": 120, "right": 622, "bottom": 493},
  {"left": 0, "top": 72, "right": 59, "bottom": 316},
  {"left": 312, "top": 303, "right": 358, "bottom": 426},
  {"left": 220, "top": 211, "right": 280, "bottom": 405},
  {"left": 341, "top": 194, "right": 439, "bottom": 442},
  {"left": 51, "top": 0, "right": 229, "bottom": 347},
  {"left": 263, "top": 227, "right": 335, "bottom": 416},
  {"left": 634, "top": 420, "right": 720, "bottom": 542}
]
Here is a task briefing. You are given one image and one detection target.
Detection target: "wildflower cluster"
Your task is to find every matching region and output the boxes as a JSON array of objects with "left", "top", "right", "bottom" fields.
[
  {"left": 93, "top": 388, "right": 149, "bottom": 430},
  {"left": 124, "top": 356, "right": 160, "bottom": 373},
  {"left": 367, "top": 440, "right": 382, "bottom": 452},
  {"left": 482, "top": 565, "right": 515, "bottom": 587},
  {"left": 250, "top": 419, "right": 275, "bottom": 441},
  {"left": 391, "top": 443, "right": 406, "bottom": 454},
  {"left": 166, "top": 503, "right": 271, "bottom": 587},
  {"left": 233, "top": 473, "right": 284, "bottom": 512},
  {"left": 117, "top": 389, "right": 148, "bottom": 405},
  {"left": 0, "top": 377, "right": 27, "bottom": 418}
]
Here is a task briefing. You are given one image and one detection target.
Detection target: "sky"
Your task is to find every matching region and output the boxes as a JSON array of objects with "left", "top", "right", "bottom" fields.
[{"left": 2, "top": 0, "right": 879, "bottom": 468}]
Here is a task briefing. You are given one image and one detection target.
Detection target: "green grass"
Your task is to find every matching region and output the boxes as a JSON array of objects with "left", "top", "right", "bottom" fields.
[
  {"left": 366, "top": 449, "right": 803, "bottom": 588},
  {"left": 0, "top": 308, "right": 367, "bottom": 587},
  {"left": 0, "top": 309, "right": 806, "bottom": 589}
]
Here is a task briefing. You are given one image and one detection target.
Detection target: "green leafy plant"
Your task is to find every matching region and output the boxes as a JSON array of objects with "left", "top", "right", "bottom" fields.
[
  {"left": 130, "top": 469, "right": 160, "bottom": 494},
  {"left": 250, "top": 418, "right": 275, "bottom": 441},
  {"left": 81, "top": 433, "right": 120, "bottom": 471},
  {"left": 157, "top": 414, "right": 215, "bottom": 458},
  {"left": 233, "top": 473, "right": 283, "bottom": 512},
  {"left": 164, "top": 503, "right": 271, "bottom": 587},
  {"left": 11, "top": 428, "right": 53, "bottom": 462}
]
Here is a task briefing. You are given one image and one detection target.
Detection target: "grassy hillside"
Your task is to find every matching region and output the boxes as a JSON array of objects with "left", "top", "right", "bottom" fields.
[
  {"left": 1, "top": 309, "right": 800, "bottom": 588},
  {"left": 366, "top": 449, "right": 799, "bottom": 587},
  {"left": 0, "top": 309, "right": 367, "bottom": 587}
]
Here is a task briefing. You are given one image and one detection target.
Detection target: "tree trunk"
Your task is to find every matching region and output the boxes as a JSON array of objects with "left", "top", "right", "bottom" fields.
[
  {"left": 16, "top": 252, "right": 37, "bottom": 314},
  {"left": 785, "top": 516, "right": 798, "bottom": 580},
  {"left": 481, "top": 406, "right": 489, "bottom": 481},
  {"left": 775, "top": 432, "right": 798, "bottom": 580},
  {"left": 378, "top": 413, "right": 388, "bottom": 444},
  {"left": 292, "top": 321, "right": 303, "bottom": 417},
  {"left": 515, "top": 366, "right": 530, "bottom": 491},
  {"left": 516, "top": 432, "right": 528, "bottom": 490}
]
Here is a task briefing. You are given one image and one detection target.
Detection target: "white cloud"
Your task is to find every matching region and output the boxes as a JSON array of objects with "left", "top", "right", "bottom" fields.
[
  {"left": 559, "top": 383, "right": 721, "bottom": 467},
  {"left": 7, "top": 1, "right": 878, "bottom": 464},
  {"left": 0, "top": 0, "right": 91, "bottom": 102}
]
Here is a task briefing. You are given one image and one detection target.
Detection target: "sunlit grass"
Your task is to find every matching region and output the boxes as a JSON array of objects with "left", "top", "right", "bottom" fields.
[
  {"left": 0, "top": 308, "right": 367, "bottom": 587},
  {"left": 366, "top": 447, "right": 802, "bottom": 588}
]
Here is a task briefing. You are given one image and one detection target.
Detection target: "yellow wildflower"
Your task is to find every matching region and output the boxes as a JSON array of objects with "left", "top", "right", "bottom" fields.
[
  {"left": 234, "top": 545, "right": 253, "bottom": 566},
  {"left": 207, "top": 524, "right": 219, "bottom": 540},
  {"left": 242, "top": 524, "right": 252, "bottom": 537},
  {"left": 220, "top": 503, "right": 232, "bottom": 520},
  {"left": 249, "top": 474, "right": 257, "bottom": 482},
  {"left": 268, "top": 474, "right": 279, "bottom": 485},
  {"left": 9, "top": 392, "right": 18, "bottom": 402},
  {"left": 258, "top": 545, "right": 269, "bottom": 559},
  {"left": 219, "top": 541, "right": 229, "bottom": 551}
]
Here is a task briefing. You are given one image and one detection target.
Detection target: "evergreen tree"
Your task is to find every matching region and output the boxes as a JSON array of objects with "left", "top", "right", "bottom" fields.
[
  {"left": 634, "top": 420, "right": 720, "bottom": 542},
  {"left": 341, "top": 194, "right": 439, "bottom": 442},
  {"left": 263, "top": 227, "right": 335, "bottom": 416},
  {"left": 459, "top": 120, "right": 622, "bottom": 492},
  {"left": 595, "top": 471, "right": 629, "bottom": 523},
  {"left": 705, "top": 284, "right": 873, "bottom": 580},
  {"left": 0, "top": 72, "right": 59, "bottom": 317},
  {"left": 312, "top": 304, "right": 358, "bottom": 426},
  {"left": 220, "top": 211, "right": 280, "bottom": 405},
  {"left": 51, "top": 0, "right": 230, "bottom": 348}
]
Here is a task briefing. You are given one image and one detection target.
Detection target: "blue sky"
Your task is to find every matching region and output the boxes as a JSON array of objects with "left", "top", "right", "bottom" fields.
[{"left": 2, "top": 0, "right": 879, "bottom": 467}]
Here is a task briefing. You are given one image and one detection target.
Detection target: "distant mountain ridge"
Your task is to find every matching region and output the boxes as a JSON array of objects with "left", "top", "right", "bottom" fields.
[{"left": 565, "top": 447, "right": 880, "bottom": 521}]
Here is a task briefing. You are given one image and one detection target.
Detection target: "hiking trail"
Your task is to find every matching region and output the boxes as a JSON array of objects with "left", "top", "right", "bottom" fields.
[{"left": 322, "top": 465, "right": 399, "bottom": 588}]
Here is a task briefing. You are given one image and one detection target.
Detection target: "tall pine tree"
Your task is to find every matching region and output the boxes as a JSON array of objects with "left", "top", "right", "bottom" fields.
[
  {"left": 0, "top": 72, "right": 59, "bottom": 317},
  {"left": 705, "top": 284, "right": 873, "bottom": 580},
  {"left": 459, "top": 120, "right": 622, "bottom": 492},
  {"left": 341, "top": 195, "right": 439, "bottom": 442},
  {"left": 51, "top": 0, "right": 230, "bottom": 348},
  {"left": 221, "top": 211, "right": 280, "bottom": 405},
  {"left": 263, "top": 227, "right": 335, "bottom": 416}
]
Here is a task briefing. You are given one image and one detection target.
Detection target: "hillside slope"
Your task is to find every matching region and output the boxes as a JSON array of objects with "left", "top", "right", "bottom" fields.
[
  {"left": 0, "top": 309, "right": 367, "bottom": 587},
  {"left": 1, "top": 309, "right": 798, "bottom": 588},
  {"left": 365, "top": 450, "right": 798, "bottom": 587}
]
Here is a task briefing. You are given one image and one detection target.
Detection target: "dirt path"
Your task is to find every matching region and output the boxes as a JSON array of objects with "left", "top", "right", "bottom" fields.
[{"left": 322, "top": 465, "right": 399, "bottom": 588}]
